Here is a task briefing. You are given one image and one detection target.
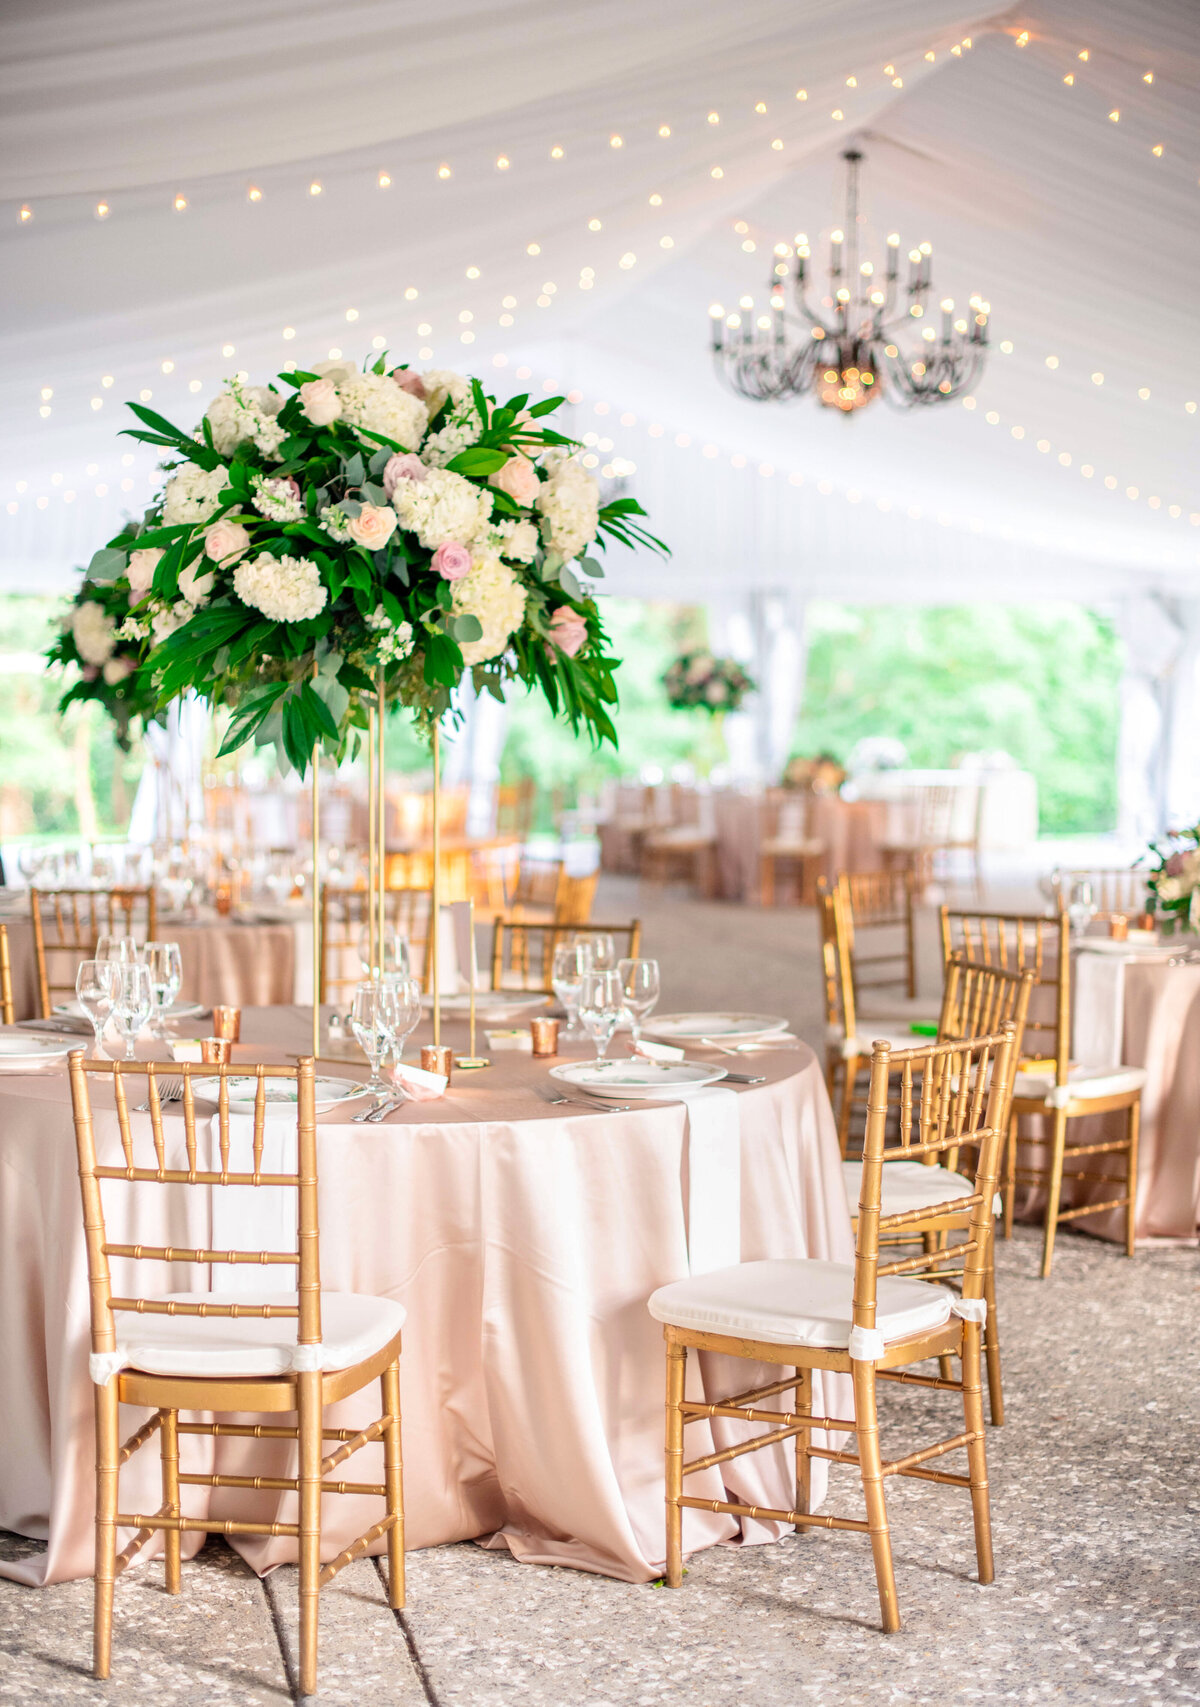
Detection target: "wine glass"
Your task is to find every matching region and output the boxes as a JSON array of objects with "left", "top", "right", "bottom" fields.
[
  {"left": 382, "top": 974, "right": 422, "bottom": 1065},
  {"left": 112, "top": 962, "right": 153, "bottom": 1061},
  {"left": 618, "top": 957, "right": 661, "bottom": 1045},
  {"left": 350, "top": 981, "right": 393, "bottom": 1098},
  {"left": 17, "top": 846, "right": 44, "bottom": 888},
  {"left": 578, "top": 970, "right": 625, "bottom": 1063},
  {"left": 75, "top": 960, "right": 120, "bottom": 1055},
  {"left": 141, "top": 940, "right": 183, "bottom": 1038},
  {"left": 552, "top": 941, "right": 593, "bottom": 1041},
  {"left": 1068, "top": 878, "right": 1097, "bottom": 936},
  {"left": 585, "top": 932, "right": 617, "bottom": 972},
  {"left": 96, "top": 934, "right": 138, "bottom": 966},
  {"left": 357, "top": 925, "right": 411, "bottom": 982}
]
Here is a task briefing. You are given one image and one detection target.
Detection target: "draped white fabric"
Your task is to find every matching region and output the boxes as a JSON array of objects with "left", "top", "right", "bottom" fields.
[{"left": 3, "top": 0, "right": 1199, "bottom": 612}]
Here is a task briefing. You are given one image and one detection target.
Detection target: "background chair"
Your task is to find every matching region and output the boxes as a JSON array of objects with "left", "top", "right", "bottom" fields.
[
  {"left": 490, "top": 918, "right": 642, "bottom": 993},
  {"left": 69, "top": 1054, "right": 405, "bottom": 1697},
  {"left": 319, "top": 885, "right": 433, "bottom": 1003},
  {"left": 940, "top": 906, "right": 1144, "bottom": 1277},
  {"left": 835, "top": 868, "right": 920, "bottom": 1005},
  {"left": 1051, "top": 867, "right": 1150, "bottom": 918},
  {"left": 650, "top": 1024, "right": 1016, "bottom": 1632},
  {"left": 641, "top": 786, "right": 718, "bottom": 898},
  {"left": 0, "top": 921, "right": 13, "bottom": 1024},
  {"left": 759, "top": 787, "right": 826, "bottom": 905},
  {"left": 30, "top": 886, "right": 158, "bottom": 1018},
  {"left": 882, "top": 782, "right": 983, "bottom": 899}
]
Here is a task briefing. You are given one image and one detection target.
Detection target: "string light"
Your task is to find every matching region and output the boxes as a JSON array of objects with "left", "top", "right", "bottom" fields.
[
  {"left": 377, "top": 172, "right": 391, "bottom": 189},
  {"left": 95, "top": 201, "right": 110, "bottom": 219},
  {"left": 173, "top": 194, "right": 188, "bottom": 212},
  {"left": 247, "top": 184, "right": 263, "bottom": 202},
  {"left": 308, "top": 180, "right": 323, "bottom": 195},
  {"left": 18, "top": 204, "right": 32, "bottom": 223}
]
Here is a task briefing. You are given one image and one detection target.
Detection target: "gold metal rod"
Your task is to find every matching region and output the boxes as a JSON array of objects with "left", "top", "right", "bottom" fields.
[
  {"left": 468, "top": 896, "right": 476, "bottom": 1058},
  {"left": 311, "top": 737, "right": 320, "bottom": 1065},
  {"left": 676, "top": 1494, "right": 870, "bottom": 1534},
  {"left": 432, "top": 721, "right": 441, "bottom": 1045},
  {"left": 377, "top": 671, "right": 386, "bottom": 972},
  {"left": 367, "top": 701, "right": 377, "bottom": 977}
]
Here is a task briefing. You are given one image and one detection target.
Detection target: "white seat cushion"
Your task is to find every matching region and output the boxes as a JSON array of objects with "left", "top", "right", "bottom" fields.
[
  {"left": 826, "top": 1023, "right": 923, "bottom": 1058},
  {"left": 647, "top": 1258, "right": 953, "bottom": 1348},
  {"left": 103, "top": 1290, "right": 406, "bottom": 1380},
  {"left": 842, "top": 1159, "right": 977, "bottom": 1219},
  {"left": 762, "top": 836, "right": 825, "bottom": 856},
  {"left": 1013, "top": 1064, "right": 1147, "bottom": 1106}
]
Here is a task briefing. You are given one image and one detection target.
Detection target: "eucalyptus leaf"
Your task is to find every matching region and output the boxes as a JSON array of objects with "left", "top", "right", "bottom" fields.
[
  {"left": 362, "top": 481, "right": 387, "bottom": 506},
  {"left": 452, "top": 613, "right": 484, "bottom": 643},
  {"left": 343, "top": 452, "right": 365, "bottom": 486},
  {"left": 368, "top": 446, "right": 392, "bottom": 477},
  {"left": 558, "top": 566, "right": 583, "bottom": 600},
  {"left": 87, "top": 547, "right": 127, "bottom": 583},
  {"left": 580, "top": 556, "right": 605, "bottom": 579}
]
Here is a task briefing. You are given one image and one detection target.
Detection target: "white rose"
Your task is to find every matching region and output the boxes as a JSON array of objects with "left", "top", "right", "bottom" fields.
[
  {"left": 204, "top": 392, "right": 245, "bottom": 457},
  {"left": 346, "top": 503, "right": 398, "bottom": 551},
  {"left": 233, "top": 552, "right": 328, "bottom": 623},
  {"left": 71, "top": 600, "right": 117, "bottom": 666},
  {"left": 300, "top": 378, "right": 343, "bottom": 427},
  {"left": 204, "top": 517, "right": 252, "bottom": 564},
  {"left": 1156, "top": 877, "right": 1181, "bottom": 902},
  {"left": 177, "top": 561, "right": 216, "bottom": 606},
  {"left": 102, "top": 657, "right": 135, "bottom": 686},
  {"left": 310, "top": 359, "right": 358, "bottom": 387},
  {"left": 422, "top": 369, "right": 472, "bottom": 417},
  {"left": 126, "top": 547, "right": 163, "bottom": 595}
]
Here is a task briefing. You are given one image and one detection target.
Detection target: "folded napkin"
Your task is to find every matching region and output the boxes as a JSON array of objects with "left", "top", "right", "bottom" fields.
[
  {"left": 389, "top": 1061, "right": 447, "bottom": 1100},
  {"left": 683, "top": 1086, "right": 742, "bottom": 1274},
  {"left": 633, "top": 1038, "right": 685, "bottom": 1063}
]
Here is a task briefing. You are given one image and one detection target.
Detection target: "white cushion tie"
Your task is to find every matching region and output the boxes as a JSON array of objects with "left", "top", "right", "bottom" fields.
[
  {"left": 1047, "top": 1085, "right": 1072, "bottom": 1110},
  {"left": 951, "top": 1296, "right": 987, "bottom": 1325},
  {"left": 848, "top": 1325, "right": 886, "bottom": 1361},
  {"left": 290, "top": 1343, "right": 326, "bottom": 1373},
  {"left": 89, "top": 1350, "right": 124, "bottom": 1386}
]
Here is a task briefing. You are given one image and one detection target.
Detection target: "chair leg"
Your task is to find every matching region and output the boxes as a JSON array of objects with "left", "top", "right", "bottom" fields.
[
  {"left": 381, "top": 1359, "right": 405, "bottom": 1610},
  {"left": 960, "top": 1323, "right": 995, "bottom": 1584},
  {"left": 982, "top": 1253, "right": 1004, "bottom": 1427},
  {"left": 93, "top": 1381, "right": 120, "bottom": 1679},
  {"left": 793, "top": 1365, "right": 812, "bottom": 1521},
  {"left": 836, "top": 1058, "right": 859, "bottom": 1159},
  {"left": 160, "top": 1407, "right": 181, "bottom": 1594},
  {"left": 296, "top": 1370, "right": 323, "bottom": 1699},
  {"left": 1125, "top": 1098, "right": 1141, "bottom": 1258},
  {"left": 852, "top": 1363, "right": 899, "bottom": 1633},
  {"left": 1002, "top": 1115, "right": 1017, "bottom": 1240},
  {"left": 665, "top": 1338, "right": 686, "bottom": 1587},
  {"left": 1040, "top": 1109, "right": 1069, "bottom": 1279}
]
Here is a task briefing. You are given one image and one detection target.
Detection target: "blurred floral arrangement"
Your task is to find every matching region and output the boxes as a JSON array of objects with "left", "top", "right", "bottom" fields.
[
  {"left": 782, "top": 752, "right": 846, "bottom": 793},
  {"left": 1146, "top": 824, "right": 1200, "bottom": 930},
  {"left": 61, "top": 357, "right": 666, "bottom": 773},
  {"left": 46, "top": 578, "right": 162, "bottom": 751},
  {"left": 662, "top": 651, "right": 755, "bottom": 714}
]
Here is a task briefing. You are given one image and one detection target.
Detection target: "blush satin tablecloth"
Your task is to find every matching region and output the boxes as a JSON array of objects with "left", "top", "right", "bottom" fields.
[{"left": 0, "top": 1006, "right": 853, "bottom": 1586}]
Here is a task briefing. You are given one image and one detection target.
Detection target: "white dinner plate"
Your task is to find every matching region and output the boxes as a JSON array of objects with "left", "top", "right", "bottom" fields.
[
  {"left": 420, "top": 992, "right": 550, "bottom": 1022},
  {"left": 0, "top": 1035, "right": 74, "bottom": 1066},
  {"left": 54, "top": 998, "right": 207, "bottom": 1021},
  {"left": 190, "top": 1075, "right": 367, "bottom": 1114},
  {"left": 548, "top": 1060, "right": 727, "bottom": 1099},
  {"left": 1074, "top": 939, "right": 1176, "bottom": 959},
  {"left": 643, "top": 1012, "right": 789, "bottom": 1045}
]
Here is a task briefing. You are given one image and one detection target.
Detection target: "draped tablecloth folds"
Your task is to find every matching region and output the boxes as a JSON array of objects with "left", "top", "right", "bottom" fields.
[{"left": 0, "top": 1006, "right": 853, "bottom": 1587}]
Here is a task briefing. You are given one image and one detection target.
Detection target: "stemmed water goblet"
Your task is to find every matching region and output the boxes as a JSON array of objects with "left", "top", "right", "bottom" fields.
[
  {"left": 351, "top": 981, "right": 398, "bottom": 1099},
  {"left": 618, "top": 957, "right": 661, "bottom": 1047},
  {"left": 577, "top": 969, "right": 625, "bottom": 1064},
  {"left": 1067, "top": 878, "right": 1097, "bottom": 937},
  {"left": 17, "top": 846, "right": 44, "bottom": 888},
  {"left": 382, "top": 974, "right": 422, "bottom": 1068},
  {"left": 112, "top": 962, "right": 153, "bottom": 1061},
  {"left": 141, "top": 940, "right": 183, "bottom": 1038},
  {"left": 585, "top": 932, "right": 617, "bottom": 972},
  {"left": 357, "top": 926, "right": 411, "bottom": 983},
  {"left": 96, "top": 934, "right": 138, "bottom": 967},
  {"left": 75, "top": 960, "right": 120, "bottom": 1055},
  {"left": 552, "top": 941, "right": 593, "bottom": 1041}
]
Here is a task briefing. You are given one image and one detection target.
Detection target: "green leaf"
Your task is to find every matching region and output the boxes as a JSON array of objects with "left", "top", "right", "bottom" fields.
[
  {"left": 87, "top": 547, "right": 127, "bottom": 583},
  {"left": 281, "top": 693, "right": 314, "bottom": 775},
  {"left": 558, "top": 565, "right": 583, "bottom": 600},
  {"left": 368, "top": 446, "right": 392, "bottom": 478},
  {"left": 302, "top": 679, "right": 341, "bottom": 741},
  {"left": 445, "top": 446, "right": 508, "bottom": 476},
  {"left": 527, "top": 395, "right": 565, "bottom": 417},
  {"left": 343, "top": 451, "right": 366, "bottom": 487},
  {"left": 451, "top": 613, "right": 483, "bottom": 643}
]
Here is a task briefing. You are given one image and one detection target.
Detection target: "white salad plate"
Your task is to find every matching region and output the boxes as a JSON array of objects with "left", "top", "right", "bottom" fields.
[
  {"left": 548, "top": 1060, "right": 727, "bottom": 1099},
  {"left": 1074, "top": 938, "right": 1175, "bottom": 959},
  {"left": 0, "top": 1035, "right": 74, "bottom": 1066},
  {"left": 55, "top": 998, "right": 207, "bottom": 1021},
  {"left": 190, "top": 1076, "right": 367, "bottom": 1114},
  {"left": 642, "top": 1012, "right": 788, "bottom": 1045},
  {"left": 420, "top": 992, "right": 549, "bottom": 1022}
]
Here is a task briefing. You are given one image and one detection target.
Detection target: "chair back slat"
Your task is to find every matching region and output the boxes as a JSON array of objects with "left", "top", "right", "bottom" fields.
[
  {"left": 940, "top": 906, "right": 1065, "bottom": 1075},
  {"left": 30, "top": 886, "right": 158, "bottom": 1017},
  {"left": 0, "top": 923, "right": 14, "bottom": 1025},
  {"left": 69, "top": 1055, "right": 321, "bottom": 1352},
  {"left": 828, "top": 869, "right": 918, "bottom": 999},
  {"left": 489, "top": 918, "right": 642, "bottom": 993},
  {"left": 1052, "top": 866, "right": 1148, "bottom": 917},
  {"left": 319, "top": 884, "right": 433, "bottom": 1002}
]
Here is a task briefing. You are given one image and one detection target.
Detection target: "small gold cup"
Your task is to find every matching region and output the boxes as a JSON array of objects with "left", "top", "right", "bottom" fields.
[
  {"left": 1136, "top": 911, "right": 1155, "bottom": 933},
  {"left": 420, "top": 1044, "right": 453, "bottom": 1081},
  {"left": 200, "top": 1036, "right": 232, "bottom": 1064},
  {"left": 212, "top": 1005, "right": 241, "bottom": 1042},
  {"left": 1109, "top": 913, "right": 1129, "bottom": 941},
  {"left": 530, "top": 1016, "right": 561, "bottom": 1057}
]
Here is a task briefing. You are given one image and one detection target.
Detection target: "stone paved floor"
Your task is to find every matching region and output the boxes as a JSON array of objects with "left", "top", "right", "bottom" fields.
[{"left": 4, "top": 881, "right": 1197, "bottom": 1704}]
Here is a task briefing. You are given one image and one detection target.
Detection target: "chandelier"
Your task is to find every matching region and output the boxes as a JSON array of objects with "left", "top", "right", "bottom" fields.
[{"left": 709, "top": 148, "right": 990, "bottom": 413}]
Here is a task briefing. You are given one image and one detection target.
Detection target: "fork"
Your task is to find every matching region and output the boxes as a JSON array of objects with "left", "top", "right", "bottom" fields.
[
  {"left": 135, "top": 1077, "right": 184, "bottom": 1112},
  {"left": 537, "top": 1090, "right": 633, "bottom": 1113}
]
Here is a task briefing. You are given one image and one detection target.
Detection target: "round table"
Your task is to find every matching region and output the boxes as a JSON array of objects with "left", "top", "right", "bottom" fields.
[{"left": 0, "top": 1007, "right": 852, "bottom": 1587}]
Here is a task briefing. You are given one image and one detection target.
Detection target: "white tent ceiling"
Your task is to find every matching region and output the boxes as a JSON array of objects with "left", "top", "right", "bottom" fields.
[{"left": 3, "top": 0, "right": 1200, "bottom": 605}]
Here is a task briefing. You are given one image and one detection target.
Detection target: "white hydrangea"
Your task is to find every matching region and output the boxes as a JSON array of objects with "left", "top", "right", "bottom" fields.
[
  {"left": 102, "top": 657, "right": 135, "bottom": 686},
  {"left": 252, "top": 474, "right": 305, "bottom": 523},
  {"left": 204, "top": 382, "right": 286, "bottom": 461},
  {"left": 233, "top": 552, "right": 328, "bottom": 623},
  {"left": 151, "top": 601, "right": 192, "bottom": 646},
  {"left": 491, "top": 518, "right": 540, "bottom": 563},
  {"left": 162, "top": 462, "right": 229, "bottom": 526},
  {"left": 451, "top": 553, "right": 527, "bottom": 666},
  {"left": 71, "top": 600, "right": 117, "bottom": 666},
  {"left": 391, "top": 466, "right": 492, "bottom": 549},
  {"left": 421, "top": 407, "right": 481, "bottom": 469},
  {"left": 318, "top": 504, "right": 352, "bottom": 542},
  {"left": 337, "top": 372, "right": 427, "bottom": 448},
  {"left": 536, "top": 455, "right": 601, "bottom": 561},
  {"left": 364, "top": 607, "right": 416, "bottom": 664},
  {"left": 422, "top": 369, "right": 471, "bottom": 417}
]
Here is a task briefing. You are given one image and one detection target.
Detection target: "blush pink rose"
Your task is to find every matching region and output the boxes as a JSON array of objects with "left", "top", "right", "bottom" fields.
[
  {"left": 547, "top": 606, "right": 588, "bottom": 657},
  {"left": 204, "top": 518, "right": 252, "bottom": 564},
  {"left": 1166, "top": 853, "right": 1185, "bottom": 876},
  {"left": 382, "top": 453, "right": 428, "bottom": 498},
  {"left": 431, "top": 541, "right": 472, "bottom": 581},
  {"left": 347, "top": 504, "right": 398, "bottom": 551},
  {"left": 490, "top": 454, "right": 541, "bottom": 507},
  {"left": 299, "top": 377, "right": 343, "bottom": 426},
  {"left": 390, "top": 368, "right": 427, "bottom": 401},
  {"left": 81, "top": 665, "right": 100, "bottom": 682}
]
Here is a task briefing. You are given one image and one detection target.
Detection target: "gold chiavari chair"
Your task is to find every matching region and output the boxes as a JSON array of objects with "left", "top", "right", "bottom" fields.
[
  {"left": 0, "top": 921, "right": 14, "bottom": 1024},
  {"left": 507, "top": 856, "right": 565, "bottom": 917},
  {"left": 319, "top": 886, "right": 433, "bottom": 1003},
  {"left": 491, "top": 918, "right": 642, "bottom": 993},
  {"left": 940, "top": 906, "right": 1145, "bottom": 1278},
  {"left": 68, "top": 1053, "right": 405, "bottom": 1696},
  {"left": 841, "top": 954, "right": 1034, "bottom": 1425},
  {"left": 641, "top": 787, "right": 718, "bottom": 898},
  {"left": 819, "top": 886, "right": 922, "bottom": 1156},
  {"left": 837, "top": 868, "right": 919, "bottom": 1004},
  {"left": 496, "top": 776, "right": 537, "bottom": 842},
  {"left": 650, "top": 1023, "right": 1017, "bottom": 1632},
  {"left": 30, "top": 887, "right": 158, "bottom": 1019},
  {"left": 882, "top": 782, "right": 983, "bottom": 898},
  {"left": 1052, "top": 866, "right": 1150, "bottom": 918},
  {"left": 553, "top": 870, "right": 598, "bottom": 924},
  {"left": 759, "top": 787, "right": 826, "bottom": 906}
]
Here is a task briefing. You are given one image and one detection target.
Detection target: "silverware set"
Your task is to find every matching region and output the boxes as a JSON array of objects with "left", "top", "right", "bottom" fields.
[
  {"left": 134, "top": 1078, "right": 183, "bottom": 1111},
  {"left": 352, "top": 1095, "right": 407, "bottom": 1123}
]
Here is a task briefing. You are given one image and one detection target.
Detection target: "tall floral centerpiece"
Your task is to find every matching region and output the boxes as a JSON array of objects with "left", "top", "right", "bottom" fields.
[
  {"left": 662, "top": 652, "right": 756, "bottom": 715},
  {"left": 69, "top": 355, "right": 665, "bottom": 1052},
  {"left": 1146, "top": 825, "right": 1200, "bottom": 931},
  {"left": 47, "top": 579, "right": 162, "bottom": 750}
]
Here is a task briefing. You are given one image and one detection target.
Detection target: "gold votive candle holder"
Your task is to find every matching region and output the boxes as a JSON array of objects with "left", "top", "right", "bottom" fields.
[
  {"left": 1109, "top": 913, "right": 1129, "bottom": 941},
  {"left": 420, "top": 1044, "right": 453, "bottom": 1081},
  {"left": 530, "top": 1017, "right": 561, "bottom": 1057},
  {"left": 200, "top": 1036, "right": 232, "bottom": 1064},
  {"left": 211, "top": 1005, "right": 241, "bottom": 1041},
  {"left": 1136, "top": 911, "right": 1155, "bottom": 933}
]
